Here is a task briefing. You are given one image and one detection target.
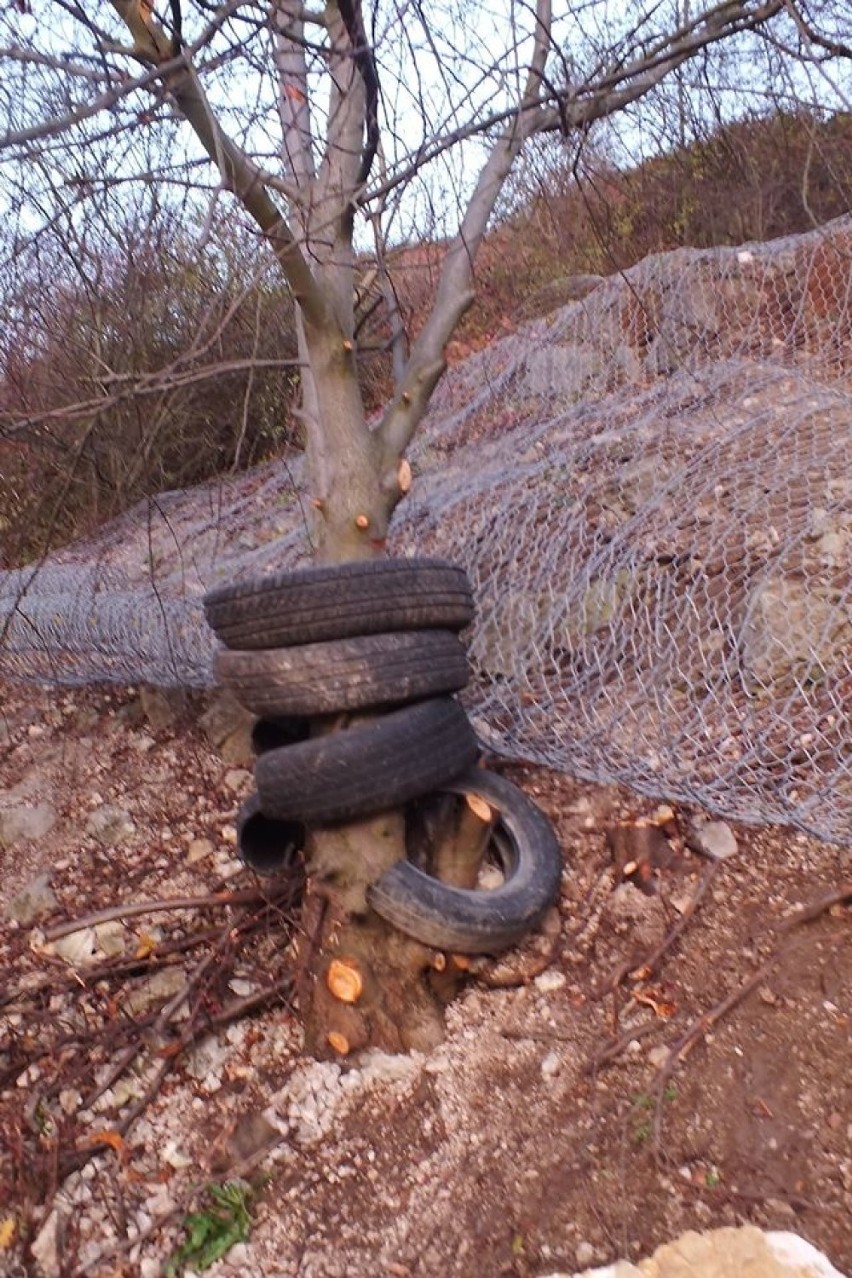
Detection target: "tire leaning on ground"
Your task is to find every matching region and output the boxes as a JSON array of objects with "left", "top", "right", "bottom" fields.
[
  {"left": 203, "top": 558, "right": 474, "bottom": 650},
  {"left": 254, "top": 697, "right": 480, "bottom": 825},
  {"left": 367, "top": 768, "right": 563, "bottom": 954},
  {"left": 214, "top": 630, "right": 469, "bottom": 717}
]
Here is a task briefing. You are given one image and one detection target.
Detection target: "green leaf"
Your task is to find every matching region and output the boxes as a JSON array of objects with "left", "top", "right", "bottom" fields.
[{"left": 164, "top": 1181, "right": 254, "bottom": 1276}]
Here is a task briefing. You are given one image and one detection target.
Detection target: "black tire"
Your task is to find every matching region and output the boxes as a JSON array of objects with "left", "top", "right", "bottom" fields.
[
  {"left": 255, "top": 697, "right": 480, "bottom": 824},
  {"left": 367, "top": 769, "right": 563, "bottom": 954},
  {"left": 236, "top": 793, "right": 305, "bottom": 876},
  {"left": 215, "top": 630, "right": 469, "bottom": 718},
  {"left": 204, "top": 558, "right": 473, "bottom": 650}
]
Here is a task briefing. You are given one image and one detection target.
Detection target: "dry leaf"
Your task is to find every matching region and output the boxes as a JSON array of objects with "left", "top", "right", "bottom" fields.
[
  {"left": 135, "top": 932, "right": 157, "bottom": 959},
  {"left": 632, "top": 988, "right": 677, "bottom": 1018},
  {"left": 83, "top": 1129, "right": 125, "bottom": 1154}
]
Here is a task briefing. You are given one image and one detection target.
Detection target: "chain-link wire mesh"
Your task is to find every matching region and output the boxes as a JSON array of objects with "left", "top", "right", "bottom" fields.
[{"left": 2, "top": 218, "right": 851, "bottom": 842}]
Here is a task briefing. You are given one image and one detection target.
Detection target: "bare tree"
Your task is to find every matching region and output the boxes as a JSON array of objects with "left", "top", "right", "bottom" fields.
[{"left": 1, "top": 0, "right": 849, "bottom": 1055}]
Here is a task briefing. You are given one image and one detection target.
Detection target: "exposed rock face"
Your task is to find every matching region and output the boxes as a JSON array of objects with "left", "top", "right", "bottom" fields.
[{"left": 521, "top": 274, "right": 605, "bottom": 318}]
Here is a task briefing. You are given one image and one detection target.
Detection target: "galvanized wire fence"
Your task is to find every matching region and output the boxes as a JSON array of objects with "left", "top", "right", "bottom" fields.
[{"left": 2, "top": 217, "right": 851, "bottom": 843}]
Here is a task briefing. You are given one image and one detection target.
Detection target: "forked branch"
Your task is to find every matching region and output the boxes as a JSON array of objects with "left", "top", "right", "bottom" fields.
[{"left": 109, "top": 0, "right": 329, "bottom": 331}]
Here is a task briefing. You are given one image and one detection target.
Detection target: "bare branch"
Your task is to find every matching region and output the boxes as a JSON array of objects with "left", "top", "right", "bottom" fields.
[
  {"left": 108, "top": 0, "right": 330, "bottom": 330},
  {"left": 781, "top": 0, "right": 852, "bottom": 58},
  {"left": 338, "top": 0, "right": 380, "bottom": 191},
  {"left": 272, "top": 0, "right": 317, "bottom": 188},
  {"left": 377, "top": 0, "right": 554, "bottom": 472}
]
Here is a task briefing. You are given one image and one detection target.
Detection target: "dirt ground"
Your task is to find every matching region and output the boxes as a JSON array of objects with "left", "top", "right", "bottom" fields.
[{"left": 1, "top": 677, "right": 850, "bottom": 1278}]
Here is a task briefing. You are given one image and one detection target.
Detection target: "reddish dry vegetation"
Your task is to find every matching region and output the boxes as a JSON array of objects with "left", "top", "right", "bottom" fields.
[{"left": 3, "top": 108, "right": 851, "bottom": 570}]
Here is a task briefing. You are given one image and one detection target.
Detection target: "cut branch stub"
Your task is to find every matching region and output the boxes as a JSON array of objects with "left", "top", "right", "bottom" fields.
[
  {"left": 465, "top": 793, "right": 493, "bottom": 823},
  {"left": 326, "top": 957, "right": 365, "bottom": 1004}
]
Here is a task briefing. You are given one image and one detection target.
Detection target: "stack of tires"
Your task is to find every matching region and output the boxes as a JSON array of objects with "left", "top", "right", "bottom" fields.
[{"left": 203, "top": 558, "right": 562, "bottom": 953}]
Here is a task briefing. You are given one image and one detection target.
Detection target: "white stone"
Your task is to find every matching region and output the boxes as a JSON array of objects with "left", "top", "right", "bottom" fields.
[
  {"left": 556, "top": 1226, "right": 851, "bottom": 1278},
  {"left": 535, "top": 969, "right": 567, "bottom": 993},
  {"left": 767, "top": 1232, "right": 845, "bottom": 1277},
  {"left": 30, "top": 1208, "right": 62, "bottom": 1277},
  {"left": 187, "top": 837, "right": 214, "bottom": 863},
  {"left": 575, "top": 1241, "right": 597, "bottom": 1269},
  {"left": 94, "top": 920, "right": 127, "bottom": 956},
  {"left": 688, "top": 820, "right": 738, "bottom": 862},
  {"left": 541, "top": 1051, "right": 561, "bottom": 1078},
  {"left": 224, "top": 768, "right": 252, "bottom": 793},
  {"left": 225, "top": 1243, "right": 251, "bottom": 1268},
  {"left": 53, "top": 928, "right": 98, "bottom": 965},
  {"left": 185, "top": 1034, "right": 230, "bottom": 1081}
]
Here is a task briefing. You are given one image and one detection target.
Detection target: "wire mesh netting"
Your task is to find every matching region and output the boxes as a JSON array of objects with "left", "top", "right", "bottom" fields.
[{"left": 2, "top": 218, "right": 851, "bottom": 843}]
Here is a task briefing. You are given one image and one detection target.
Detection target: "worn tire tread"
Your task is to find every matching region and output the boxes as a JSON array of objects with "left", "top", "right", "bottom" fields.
[
  {"left": 255, "top": 697, "right": 479, "bottom": 824},
  {"left": 215, "top": 630, "right": 469, "bottom": 717},
  {"left": 205, "top": 559, "right": 473, "bottom": 649}
]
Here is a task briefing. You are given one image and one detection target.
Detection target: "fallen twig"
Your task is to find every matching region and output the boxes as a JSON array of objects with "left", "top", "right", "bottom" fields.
[
  {"left": 81, "top": 949, "right": 220, "bottom": 1113},
  {"left": 585, "top": 1019, "right": 664, "bottom": 1075},
  {"left": 627, "top": 861, "right": 721, "bottom": 982},
  {"left": 43, "top": 880, "right": 298, "bottom": 942},
  {"left": 1, "top": 926, "right": 226, "bottom": 1009},
  {"left": 652, "top": 947, "right": 787, "bottom": 1148},
  {"left": 777, "top": 882, "right": 852, "bottom": 932},
  {"left": 79, "top": 1130, "right": 290, "bottom": 1272},
  {"left": 206, "top": 975, "right": 294, "bottom": 1030},
  {"left": 593, "top": 862, "right": 721, "bottom": 999}
]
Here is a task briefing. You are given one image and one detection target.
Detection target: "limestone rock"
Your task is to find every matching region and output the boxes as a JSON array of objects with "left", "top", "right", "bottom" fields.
[
  {"left": 740, "top": 576, "right": 851, "bottom": 690},
  {"left": 0, "top": 799, "right": 57, "bottom": 848},
  {"left": 187, "top": 836, "right": 214, "bottom": 863},
  {"left": 30, "top": 1207, "right": 63, "bottom": 1277},
  {"left": 6, "top": 870, "right": 58, "bottom": 925},
  {"left": 541, "top": 1225, "right": 848, "bottom": 1278},
  {"left": 526, "top": 342, "right": 603, "bottom": 399},
  {"left": 603, "top": 882, "right": 667, "bottom": 949},
  {"left": 685, "top": 819, "right": 738, "bottom": 862},
  {"left": 139, "top": 684, "right": 187, "bottom": 731},
  {"left": 53, "top": 927, "right": 98, "bottom": 965},
  {"left": 125, "top": 967, "right": 187, "bottom": 1017},
  {"left": 199, "top": 689, "right": 256, "bottom": 766},
  {"left": 86, "top": 804, "right": 135, "bottom": 844},
  {"left": 521, "top": 274, "right": 605, "bottom": 319},
  {"left": 209, "top": 1110, "right": 282, "bottom": 1172},
  {"left": 94, "top": 919, "right": 128, "bottom": 956}
]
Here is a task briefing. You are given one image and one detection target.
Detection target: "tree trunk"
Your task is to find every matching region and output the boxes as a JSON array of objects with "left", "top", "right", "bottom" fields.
[
  {"left": 297, "top": 813, "right": 457, "bottom": 1057},
  {"left": 287, "top": 325, "right": 468, "bottom": 1059}
]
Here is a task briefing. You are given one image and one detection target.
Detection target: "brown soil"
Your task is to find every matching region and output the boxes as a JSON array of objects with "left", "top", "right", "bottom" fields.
[{"left": 1, "top": 678, "right": 850, "bottom": 1277}]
